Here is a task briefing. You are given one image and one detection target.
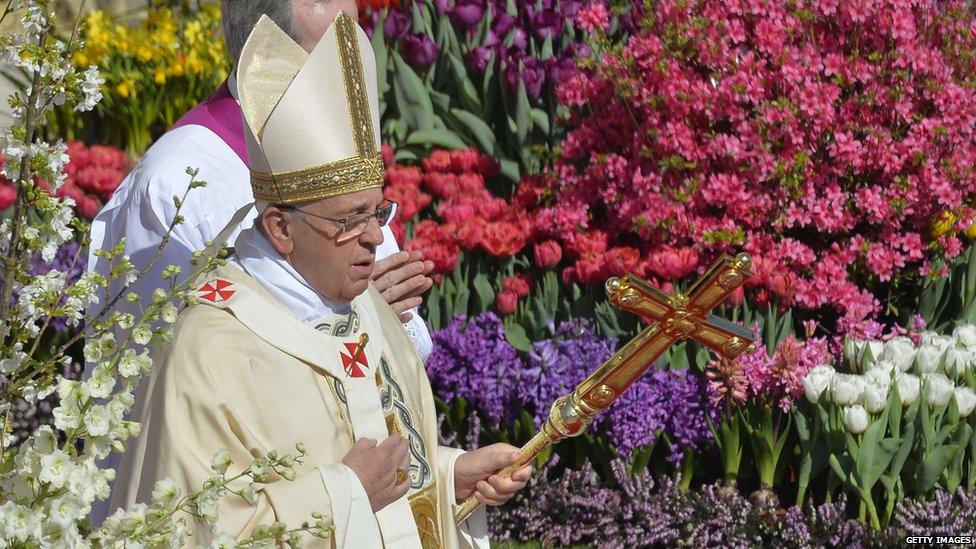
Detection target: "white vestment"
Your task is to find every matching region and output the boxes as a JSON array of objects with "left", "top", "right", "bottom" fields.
[{"left": 108, "top": 236, "right": 488, "bottom": 547}]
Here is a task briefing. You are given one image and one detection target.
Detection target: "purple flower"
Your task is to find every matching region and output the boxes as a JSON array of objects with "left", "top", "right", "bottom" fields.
[
  {"left": 528, "top": 7, "right": 563, "bottom": 40},
  {"left": 504, "top": 55, "right": 547, "bottom": 99},
  {"left": 492, "top": 12, "right": 518, "bottom": 41},
  {"left": 400, "top": 33, "right": 440, "bottom": 69},
  {"left": 600, "top": 368, "right": 715, "bottom": 461},
  {"left": 466, "top": 46, "right": 494, "bottom": 73},
  {"left": 384, "top": 9, "right": 411, "bottom": 41},
  {"left": 521, "top": 319, "right": 616, "bottom": 424},
  {"left": 448, "top": 0, "right": 485, "bottom": 29},
  {"left": 427, "top": 312, "right": 524, "bottom": 426}
]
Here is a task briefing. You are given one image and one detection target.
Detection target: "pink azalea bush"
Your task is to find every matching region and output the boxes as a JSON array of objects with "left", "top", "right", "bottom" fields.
[{"left": 532, "top": 0, "right": 976, "bottom": 327}]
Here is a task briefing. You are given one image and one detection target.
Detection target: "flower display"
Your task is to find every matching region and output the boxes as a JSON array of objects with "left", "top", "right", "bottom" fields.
[{"left": 533, "top": 0, "right": 976, "bottom": 328}]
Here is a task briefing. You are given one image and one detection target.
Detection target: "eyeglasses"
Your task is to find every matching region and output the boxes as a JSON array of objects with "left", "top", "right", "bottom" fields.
[{"left": 279, "top": 200, "right": 397, "bottom": 243}]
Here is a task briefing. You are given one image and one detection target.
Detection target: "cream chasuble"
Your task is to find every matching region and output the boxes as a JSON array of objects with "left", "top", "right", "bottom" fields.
[{"left": 109, "top": 262, "right": 488, "bottom": 547}]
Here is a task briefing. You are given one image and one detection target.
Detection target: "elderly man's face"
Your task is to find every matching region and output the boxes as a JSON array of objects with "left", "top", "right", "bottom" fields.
[
  {"left": 292, "top": 0, "right": 359, "bottom": 51},
  {"left": 281, "top": 188, "right": 386, "bottom": 303}
]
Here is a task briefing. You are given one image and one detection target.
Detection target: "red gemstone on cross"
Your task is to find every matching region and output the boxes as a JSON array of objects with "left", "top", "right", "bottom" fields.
[
  {"left": 197, "top": 279, "right": 236, "bottom": 303},
  {"left": 340, "top": 341, "right": 369, "bottom": 378}
]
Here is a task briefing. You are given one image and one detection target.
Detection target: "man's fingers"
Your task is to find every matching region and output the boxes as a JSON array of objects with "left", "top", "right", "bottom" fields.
[
  {"left": 487, "top": 474, "right": 527, "bottom": 496},
  {"left": 475, "top": 480, "right": 501, "bottom": 501},
  {"left": 391, "top": 296, "right": 424, "bottom": 316},
  {"left": 371, "top": 251, "right": 410, "bottom": 288},
  {"left": 510, "top": 465, "right": 533, "bottom": 483},
  {"left": 382, "top": 272, "right": 432, "bottom": 304},
  {"left": 399, "top": 310, "right": 415, "bottom": 323},
  {"left": 391, "top": 439, "right": 410, "bottom": 468},
  {"left": 353, "top": 437, "right": 378, "bottom": 451},
  {"left": 377, "top": 434, "right": 403, "bottom": 454}
]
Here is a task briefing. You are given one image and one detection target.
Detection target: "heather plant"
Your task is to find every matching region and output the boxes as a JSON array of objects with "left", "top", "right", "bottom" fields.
[
  {"left": 0, "top": 2, "right": 330, "bottom": 544},
  {"left": 535, "top": 0, "right": 976, "bottom": 332}
]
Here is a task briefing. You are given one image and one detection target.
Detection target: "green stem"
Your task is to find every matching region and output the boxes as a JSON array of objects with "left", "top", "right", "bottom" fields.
[{"left": 679, "top": 449, "right": 694, "bottom": 490}]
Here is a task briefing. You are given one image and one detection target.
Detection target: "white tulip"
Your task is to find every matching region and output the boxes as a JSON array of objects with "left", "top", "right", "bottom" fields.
[
  {"left": 856, "top": 340, "right": 884, "bottom": 367},
  {"left": 883, "top": 336, "right": 917, "bottom": 372},
  {"left": 914, "top": 343, "right": 945, "bottom": 374},
  {"left": 923, "top": 373, "right": 955, "bottom": 408},
  {"left": 862, "top": 383, "right": 889, "bottom": 414},
  {"left": 953, "top": 324, "right": 976, "bottom": 349},
  {"left": 864, "top": 367, "right": 894, "bottom": 388},
  {"left": 955, "top": 387, "right": 976, "bottom": 418},
  {"left": 843, "top": 405, "right": 869, "bottom": 434},
  {"left": 944, "top": 348, "right": 974, "bottom": 377},
  {"left": 921, "top": 333, "right": 954, "bottom": 352},
  {"left": 803, "top": 364, "right": 836, "bottom": 404},
  {"left": 896, "top": 373, "right": 921, "bottom": 407},
  {"left": 831, "top": 374, "right": 865, "bottom": 405}
]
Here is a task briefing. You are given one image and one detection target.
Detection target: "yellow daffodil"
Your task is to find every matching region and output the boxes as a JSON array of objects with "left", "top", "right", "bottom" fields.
[
  {"left": 930, "top": 210, "right": 958, "bottom": 239},
  {"left": 967, "top": 221, "right": 976, "bottom": 240},
  {"left": 115, "top": 79, "right": 133, "bottom": 99}
]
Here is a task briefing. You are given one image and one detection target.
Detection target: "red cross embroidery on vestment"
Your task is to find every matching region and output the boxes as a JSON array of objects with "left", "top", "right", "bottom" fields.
[
  {"left": 197, "top": 279, "right": 236, "bottom": 303},
  {"left": 340, "top": 341, "right": 369, "bottom": 378}
]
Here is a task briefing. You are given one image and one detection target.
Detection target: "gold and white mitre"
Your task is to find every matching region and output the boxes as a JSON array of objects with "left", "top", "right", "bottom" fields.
[{"left": 237, "top": 11, "right": 384, "bottom": 204}]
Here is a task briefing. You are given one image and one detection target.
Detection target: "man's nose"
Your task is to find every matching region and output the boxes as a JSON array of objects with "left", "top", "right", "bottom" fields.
[{"left": 360, "top": 215, "right": 385, "bottom": 246}]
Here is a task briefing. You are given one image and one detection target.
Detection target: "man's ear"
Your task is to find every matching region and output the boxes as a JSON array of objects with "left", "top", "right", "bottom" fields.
[{"left": 260, "top": 206, "right": 296, "bottom": 256}]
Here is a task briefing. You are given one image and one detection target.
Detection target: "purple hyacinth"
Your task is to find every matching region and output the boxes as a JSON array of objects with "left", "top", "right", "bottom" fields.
[
  {"left": 600, "top": 368, "right": 716, "bottom": 462},
  {"left": 427, "top": 312, "right": 524, "bottom": 426},
  {"left": 521, "top": 319, "right": 616, "bottom": 425}
]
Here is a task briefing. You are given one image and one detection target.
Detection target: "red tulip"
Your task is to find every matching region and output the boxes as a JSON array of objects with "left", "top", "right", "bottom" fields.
[
  {"left": 533, "top": 239, "right": 563, "bottom": 268},
  {"left": 495, "top": 289, "right": 519, "bottom": 315}
]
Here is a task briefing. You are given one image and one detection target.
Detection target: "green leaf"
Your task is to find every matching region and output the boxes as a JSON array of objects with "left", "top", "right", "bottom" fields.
[
  {"left": 515, "top": 79, "right": 531, "bottom": 146},
  {"left": 405, "top": 128, "right": 468, "bottom": 149},
  {"left": 392, "top": 51, "right": 435, "bottom": 130},
  {"left": 472, "top": 272, "right": 495, "bottom": 312},
  {"left": 450, "top": 108, "right": 498, "bottom": 155},
  {"left": 499, "top": 159, "right": 520, "bottom": 181},
  {"left": 447, "top": 54, "right": 483, "bottom": 114},
  {"left": 530, "top": 108, "right": 551, "bottom": 135},
  {"left": 917, "top": 444, "right": 960, "bottom": 494},
  {"left": 371, "top": 13, "right": 389, "bottom": 99},
  {"left": 504, "top": 321, "right": 533, "bottom": 352}
]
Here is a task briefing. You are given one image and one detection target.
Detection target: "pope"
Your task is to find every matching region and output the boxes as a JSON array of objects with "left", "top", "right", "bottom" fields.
[{"left": 107, "top": 10, "right": 531, "bottom": 548}]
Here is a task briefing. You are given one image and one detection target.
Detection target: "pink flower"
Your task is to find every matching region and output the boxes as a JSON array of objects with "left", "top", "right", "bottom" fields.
[
  {"left": 533, "top": 240, "right": 563, "bottom": 269},
  {"left": 645, "top": 246, "right": 698, "bottom": 280},
  {"left": 0, "top": 182, "right": 15, "bottom": 210},
  {"left": 576, "top": 2, "right": 610, "bottom": 32},
  {"left": 495, "top": 289, "right": 519, "bottom": 315}
]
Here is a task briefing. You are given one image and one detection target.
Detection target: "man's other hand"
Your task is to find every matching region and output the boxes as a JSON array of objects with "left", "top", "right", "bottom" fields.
[
  {"left": 342, "top": 435, "right": 411, "bottom": 512},
  {"left": 371, "top": 250, "right": 434, "bottom": 322},
  {"left": 454, "top": 443, "right": 532, "bottom": 506}
]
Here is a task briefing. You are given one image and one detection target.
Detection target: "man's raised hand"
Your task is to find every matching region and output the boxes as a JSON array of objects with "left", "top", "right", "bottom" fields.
[
  {"left": 371, "top": 250, "right": 434, "bottom": 322},
  {"left": 342, "top": 435, "right": 411, "bottom": 512}
]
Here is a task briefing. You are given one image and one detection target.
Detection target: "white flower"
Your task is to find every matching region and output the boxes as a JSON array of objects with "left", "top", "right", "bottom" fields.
[
  {"left": 240, "top": 483, "right": 258, "bottom": 506},
  {"left": 830, "top": 374, "right": 864, "bottom": 406},
  {"left": 52, "top": 401, "right": 81, "bottom": 432},
  {"left": 953, "top": 324, "right": 976, "bottom": 349},
  {"left": 864, "top": 367, "right": 893, "bottom": 388},
  {"left": 74, "top": 65, "right": 103, "bottom": 112},
  {"left": 1, "top": 501, "right": 39, "bottom": 541},
  {"left": 132, "top": 325, "right": 152, "bottom": 345},
  {"left": 896, "top": 373, "right": 921, "bottom": 407},
  {"left": 945, "top": 348, "right": 974, "bottom": 377},
  {"left": 86, "top": 364, "right": 115, "bottom": 399},
  {"left": 211, "top": 533, "right": 238, "bottom": 549},
  {"left": 921, "top": 333, "right": 954, "bottom": 352},
  {"left": 803, "top": 364, "right": 835, "bottom": 404},
  {"left": 48, "top": 495, "right": 84, "bottom": 528},
  {"left": 83, "top": 405, "right": 111, "bottom": 437},
  {"left": 882, "top": 336, "right": 916, "bottom": 372},
  {"left": 118, "top": 503, "right": 149, "bottom": 534},
  {"left": 38, "top": 448, "right": 72, "bottom": 488},
  {"left": 855, "top": 340, "right": 884, "bottom": 367},
  {"left": 210, "top": 449, "right": 232, "bottom": 475},
  {"left": 955, "top": 387, "right": 976, "bottom": 418},
  {"left": 862, "top": 383, "right": 889, "bottom": 414},
  {"left": 33, "top": 425, "right": 56, "bottom": 454},
  {"left": 914, "top": 343, "right": 945, "bottom": 374},
  {"left": 843, "top": 405, "right": 869, "bottom": 434},
  {"left": 197, "top": 491, "right": 219, "bottom": 527},
  {"left": 161, "top": 302, "right": 179, "bottom": 324},
  {"left": 151, "top": 478, "right": 182, "bottom": 509},
  {"left": 118, "top": 349, "right": 141, "bottom": 379},
  {"left": 923, "top": 373, "right": 955, "bottom": 408}
]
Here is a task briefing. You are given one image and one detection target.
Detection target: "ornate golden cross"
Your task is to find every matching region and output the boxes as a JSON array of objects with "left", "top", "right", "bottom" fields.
[{"left": 455, "top": 253, "right": 757, "bottom": 523}]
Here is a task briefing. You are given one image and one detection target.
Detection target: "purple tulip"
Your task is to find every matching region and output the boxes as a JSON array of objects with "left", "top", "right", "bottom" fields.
[
  {"left": 546, "top": 54, "right": 576, "bottom": 85},
  {"left": 558, "top": 0, "right": 582, "bottom": 19},
  {"left": 401, "top": 33, "right": 440, "bottom": 69},
  {"left": 467, "top": 46, "right": 494, "bottom": 73},
  {"left": 449, "top": 0, "right": 485, "bottom": 29},
  {"left": 432, "top": 0, "right": 451, "bottom": 14},
  {"left": 505, "top": 55, "right": 546, "bottom": 100},
  {"left": 493, "top": 12, "right": 517, "bottom": 40},
  {"left": 384, "top": 9, "right": 411, "bottom": 41},
  {"left": 529, "top": 7, "right": 563, "bottom": 40},
  {"left": 361, "top": 11, "right": 379, "bottom": 39}
]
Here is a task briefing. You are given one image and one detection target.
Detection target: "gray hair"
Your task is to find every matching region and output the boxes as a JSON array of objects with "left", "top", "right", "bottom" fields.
[{"left": 221, "top": 0, "right": 299, "bottom": 65}]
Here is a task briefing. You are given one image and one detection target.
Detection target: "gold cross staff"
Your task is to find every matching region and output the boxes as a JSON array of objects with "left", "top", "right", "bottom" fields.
[{"left": 455, "top": 253, "right": 757, "bottom": 524}]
